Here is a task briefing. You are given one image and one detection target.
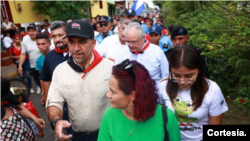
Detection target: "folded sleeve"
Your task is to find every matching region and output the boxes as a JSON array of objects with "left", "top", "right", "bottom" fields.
[
  {"left": 208, "top": 83, "right": 229, "bottom": 116},
  {"left": 45, "top": 68, "right": 64, "bottom": 111}
]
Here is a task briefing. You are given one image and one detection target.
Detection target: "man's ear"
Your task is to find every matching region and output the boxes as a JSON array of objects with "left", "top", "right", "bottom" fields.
[
  {"left": 187, "top": 36, "right": 190, "bottom": 42},
  {"left": 92, "top": 39, "right": 96, "bottom": 49}
]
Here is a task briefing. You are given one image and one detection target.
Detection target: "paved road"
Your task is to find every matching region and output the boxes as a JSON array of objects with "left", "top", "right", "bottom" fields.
[{"left": 29, "top": 89, "right": 56, "bottom": 141}]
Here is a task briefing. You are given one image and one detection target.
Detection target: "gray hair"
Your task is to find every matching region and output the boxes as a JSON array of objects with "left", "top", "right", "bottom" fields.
[
  {"left": 118, "top": 19, "right": 132, "bottom": 27},
  {"left": 50, "top": 21, "right": 66, "bottom": 31},
  {"left": 123, "top": 22, "right": 145, "bottom": 39}
]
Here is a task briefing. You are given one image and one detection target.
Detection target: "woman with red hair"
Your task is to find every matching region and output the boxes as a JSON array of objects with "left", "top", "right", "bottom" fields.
[{"left": 98, "top": 60, "right": 180, "bottom": 141}]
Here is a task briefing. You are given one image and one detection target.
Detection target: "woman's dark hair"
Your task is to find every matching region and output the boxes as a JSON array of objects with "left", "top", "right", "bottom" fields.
[
  {"left": 167, "top": 45, "right": 209, "bottom": 111},
  {"left": 112, "top": 60, "right": 158, "bottom": 122},
  {"left": 14, "top": 93, "right": 29, "bottom": 103},
  {"left": 92, "top": 24, "right": 97, "bottom": 31},
  {"left": 0, "top": 79, "right": 10, "bottom": 101}
]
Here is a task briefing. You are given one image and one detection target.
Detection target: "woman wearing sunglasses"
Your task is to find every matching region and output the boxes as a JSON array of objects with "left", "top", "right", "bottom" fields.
[
  {"left": 158, "top": 45, "right": 228, "bottom": 141},
  {"left": 98, "top": 60, "right": 180, "bottom": 141}
]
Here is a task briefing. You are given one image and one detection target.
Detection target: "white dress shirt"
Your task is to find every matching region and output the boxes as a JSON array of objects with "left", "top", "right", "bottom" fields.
[
  {"left": 116, "top": 42, "right": 169, "bottom": 83},
  {"left": 95, "top": 35, "right": 127, "bottom": 61}
]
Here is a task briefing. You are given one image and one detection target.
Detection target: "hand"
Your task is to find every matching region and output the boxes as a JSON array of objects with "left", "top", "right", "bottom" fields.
[
  {"left": 55, "top": 120, "right": 72, "bottom": 141},
  {"left": 41, "top": 95, "right": 46, "bottom": 106},
  {"left": 38, "top": 131, "right": 44, "bottom": 138},
  {"left": 18, "top": 67, "right": 23, "bottom": 75},
  {"left": 34, "top": 118, "right": 46, "bottom": 129}
]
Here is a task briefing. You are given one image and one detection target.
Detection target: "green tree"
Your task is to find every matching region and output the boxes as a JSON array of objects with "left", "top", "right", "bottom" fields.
[
  {"left": 153, "top": 1, "right": 165, "bottom": 9},
  {"left": 31, "top": 1, "right": 90, "bottom": 22}
]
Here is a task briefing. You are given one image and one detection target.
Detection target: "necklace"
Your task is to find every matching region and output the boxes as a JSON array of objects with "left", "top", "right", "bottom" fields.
[
  {"left": 128, "top": 120, "right": 138, "bottom": 137},
  {"left": 122, "top": 109, "right": 136, "bottom": 136},
  {"left": 129, "top": 129, "right": 134, "bottom": 136}
]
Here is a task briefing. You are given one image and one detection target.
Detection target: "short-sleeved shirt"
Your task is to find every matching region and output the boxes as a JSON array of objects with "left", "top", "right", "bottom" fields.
[
  {"left": 36, "top": 54, "right": 45, "bottom": 71},
  {"left": 158, "top": 79, "right": 229, "bottom": 141},
  {"left": 98, "top": 105, "right": 181, "bottom": 141},
  {"left": 21, "top": 36, "right": 41, "bottom": 68},
  {"left": 158, "top": 36, "right": 173, "bottom": 52},
  {"left": 2, "top": 22, "right": 18, "bottom": 29},
  {"left": 39, "top": 50, "right": 69, "bottom": 81}
]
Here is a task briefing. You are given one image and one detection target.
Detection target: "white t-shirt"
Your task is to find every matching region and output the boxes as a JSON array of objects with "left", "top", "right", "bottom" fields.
[
  {"left": 3, "top": 36, "right": 12, "bottom": 48},
  {"left": 21, "top": 36, "right": 42, "bottom": 68},
  {"left": 116, "top": 42, "right": 169, "bottom": 83},
  {"left": 41, "top": 28, "right": 51, "bottom": 34},
  {"left": 2, "top": 22, "right": 18, "bottom": 29},
  {"left": 95, "top": 35, "right": 127, "bottom": 61},
  {"left": 158, "top": 78, "right": 229, "bottom": 141}
]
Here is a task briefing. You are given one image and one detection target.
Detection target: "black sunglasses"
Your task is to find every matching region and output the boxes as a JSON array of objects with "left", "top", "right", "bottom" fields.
[
  {"left": 120, "top": 59, "right": 135, "bottom": 80},
  {"left": 100, "top": 23, "right": 109, "bottom": 27}
]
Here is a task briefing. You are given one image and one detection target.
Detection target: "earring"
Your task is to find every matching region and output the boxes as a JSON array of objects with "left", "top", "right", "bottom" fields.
[{"left": 128, "top": 101, "right": 134, "bottom": 108}]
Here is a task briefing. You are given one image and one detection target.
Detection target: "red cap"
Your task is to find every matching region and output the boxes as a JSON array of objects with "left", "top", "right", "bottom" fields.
[{"left": 13, "top": 35, "right": 22, "bottom": 39}]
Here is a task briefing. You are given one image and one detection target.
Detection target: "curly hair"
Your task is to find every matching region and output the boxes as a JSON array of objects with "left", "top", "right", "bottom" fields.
[{"left": 112, "top": 60, "right": 158, "bottom": 122}]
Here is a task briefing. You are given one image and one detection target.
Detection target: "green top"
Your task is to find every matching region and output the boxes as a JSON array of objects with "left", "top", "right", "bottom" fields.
[{"left": 98, "top": 104, "right": 181, "bottom": 141}]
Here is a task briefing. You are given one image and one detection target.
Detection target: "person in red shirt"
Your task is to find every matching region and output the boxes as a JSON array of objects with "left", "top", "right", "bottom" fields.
[{"left": 9, "top": 35, "right": 33, "bottom": 93}]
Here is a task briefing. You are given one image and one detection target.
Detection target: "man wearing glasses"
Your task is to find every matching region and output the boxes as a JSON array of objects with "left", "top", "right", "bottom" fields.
[
  {"left": 95, "top": 19, "right": 132, "bottom": 62},
  {"left": 116, "top": 22, "right": 169, "bottom": 83},
  {"left": 95, "top": 15, "right": 114, "bottom": 45}
]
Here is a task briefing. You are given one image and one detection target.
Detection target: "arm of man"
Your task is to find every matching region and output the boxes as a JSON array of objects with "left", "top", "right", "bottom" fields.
[
  {"left": 41, "top": 81, "right": 51, "bottom": 105},
  {"left": 11, "top": 22, "right": 18, "bottom": 30},
  {"left": 18, "top": 44, "right": 27, "bottom": 74},
  {"left": 19, "top": 104, "right": 46, "bottom": 128},
  {"left": 46, "top": 68, "right": 72, "bottom": 140}
]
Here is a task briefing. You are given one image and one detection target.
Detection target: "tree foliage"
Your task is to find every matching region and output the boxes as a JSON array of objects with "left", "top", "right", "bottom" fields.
[
  {"left": 162, "top": 1, "right": 250, "bottom": 111},
  {"left": 31, "top": 1, "right": 90, "bottom": 22},
  {"left": 152, "top": 1, "right": 165, "bottom": 9}
]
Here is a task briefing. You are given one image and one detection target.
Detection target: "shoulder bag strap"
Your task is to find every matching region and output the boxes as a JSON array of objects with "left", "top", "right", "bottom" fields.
[{"left": 162, "top": 105, "right": 169, "bottom": 141}]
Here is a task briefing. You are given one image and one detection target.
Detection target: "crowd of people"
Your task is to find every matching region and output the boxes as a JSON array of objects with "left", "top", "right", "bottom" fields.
[{"left": 1, "top": 9, "right": 228, "bottom": 141}]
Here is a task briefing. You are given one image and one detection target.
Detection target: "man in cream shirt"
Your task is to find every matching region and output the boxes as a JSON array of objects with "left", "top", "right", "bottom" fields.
[{"left": 46, "top": 19, "right": 113, "bottom": 141}]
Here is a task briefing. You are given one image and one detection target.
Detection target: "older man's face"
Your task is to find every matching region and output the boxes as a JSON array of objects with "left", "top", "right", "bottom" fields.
[{"left": 125, "top": 27, "right": 145, "bottom": 53}]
